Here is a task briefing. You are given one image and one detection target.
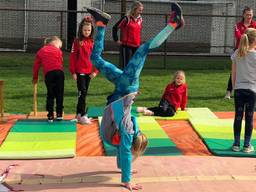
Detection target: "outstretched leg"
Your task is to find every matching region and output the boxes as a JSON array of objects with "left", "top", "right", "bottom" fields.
[
  {"left": 91, "top": 26, "right": 123, "bottom": 83},
  {"left": 88, "top": 7, "right": 123, "bottom": 83},
  {"left": 113, "top": 3, "right": 184, "bottom": 100}
]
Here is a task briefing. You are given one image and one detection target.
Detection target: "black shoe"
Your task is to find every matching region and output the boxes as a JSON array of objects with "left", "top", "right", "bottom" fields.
[
  {"left": 86, "top": 7, "right": 111, "bottom": 25},
  {"left": 168, "top": 3, "right": 184, "bottom": 30}
]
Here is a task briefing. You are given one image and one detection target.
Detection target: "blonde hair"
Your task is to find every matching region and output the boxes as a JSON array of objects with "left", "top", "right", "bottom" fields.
[
  {"left": 238, "top": 28, "right": 256, "bottom": 57},
  {"left": 44, "top": 36, "right": 61, "bottom": 45},
  {"left": 172, "top": 70, "right": 186, "bottom": 84},
  {"left": 127, "top": 1, "right": 143, "bottom": 17},
  {"left": 132, "top": 132, "right": 148, "bottom": 161}
]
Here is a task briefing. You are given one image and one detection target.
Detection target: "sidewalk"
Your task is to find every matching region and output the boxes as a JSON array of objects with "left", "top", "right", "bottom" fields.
[{"left": 2, "top": 156, "right": 256, "bottom": 192}]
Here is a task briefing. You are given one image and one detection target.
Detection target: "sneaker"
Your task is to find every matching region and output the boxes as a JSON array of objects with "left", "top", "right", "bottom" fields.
[
  {"left": 231, "top": 145, "right": 240, "bottom": 152},
  {"left": 56, "top": 114, "right": 63, "bottom": 121},
  {"left": 77, "top": 114, "right": 92, "bottom": 125},
  {"left": 47, "top": 113, "right": 54, "bottom": 123},
  {"left": 224, "top": 91, "right": 231, "bottom": 99},
  {"left": 168, "top": 3, "right": 184, "bottom": 30},
  {"left": 48, "top": 116, "right": 54, "bottom": 123},
  {"left": 243, "top": 145, "right": 254, "bottom": 153},
  {"left": 86, "top": 7, "right": 111, "bottom": 25}
]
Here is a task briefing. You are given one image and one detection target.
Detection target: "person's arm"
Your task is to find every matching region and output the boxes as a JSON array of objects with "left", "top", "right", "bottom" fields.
[
  {"left": 234, "top": 23, "right": 242, "bottom": 43},
  {"left": 112, "top": 16, "right": 128, "bottom": 42},
  {"left": 180, "top": 84, "right": 188, "bottom": 110},
  {"left": 69, "top": 39, "right": 78, "bottom": 79},
  {"left": 90, "top": 64, "right": 99, "bottom": 78},
  {"left": 231, "top": 61, "right": 236, "bottom": 88},
  {"left": 32, "top": 53, "right": 41, "bottom": 84},
  {"left": 119, "top": 130, "right": 142, "bottom": 190}
]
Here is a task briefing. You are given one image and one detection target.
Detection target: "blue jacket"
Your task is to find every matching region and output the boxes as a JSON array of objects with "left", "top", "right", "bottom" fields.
[{"left": 101, "top": 92, "right": 139, "bottom": 182}]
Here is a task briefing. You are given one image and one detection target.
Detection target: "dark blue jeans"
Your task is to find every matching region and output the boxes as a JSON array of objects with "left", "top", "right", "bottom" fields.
[{"left": 233, "top": 89, "right": 256, "bottom": 147}]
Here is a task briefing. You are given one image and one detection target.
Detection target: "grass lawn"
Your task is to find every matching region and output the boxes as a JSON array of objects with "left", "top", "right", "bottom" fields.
[{"left": 0, "top": 52, "right": 234, "bottom": 114}]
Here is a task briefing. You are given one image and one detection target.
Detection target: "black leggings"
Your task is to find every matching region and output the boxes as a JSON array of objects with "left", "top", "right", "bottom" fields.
[
  {"left": 233, "top": 89, "right": 256, "bottom": 147},
  {"left": 76, "top": 74, "right": 91, "bottom": 116},
  {"left": 148, "top": 99, "right": 176, "bottom": 117}
]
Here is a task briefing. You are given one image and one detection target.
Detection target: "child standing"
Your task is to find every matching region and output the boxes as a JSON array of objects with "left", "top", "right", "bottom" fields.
[
  {"left": 137, "top": 70, "right": 187, "bottom": 117},
  {"left": 69, "top": 16, "right": 98, "bottom": 124},
  {"left": 231, "top": 28, "right": 256, "bottom": 153},
  {"left": 33, "top": 36, "right": 64, "bottom": 122},
  {"left": 112, "top": 1, "right": 143, "bottom": 69},
  {"left": 86, "top": 2, "right": 183, "bottom": 190}
]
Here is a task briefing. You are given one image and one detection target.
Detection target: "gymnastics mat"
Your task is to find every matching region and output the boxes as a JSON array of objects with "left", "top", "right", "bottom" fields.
[
  {"left": 144, "top": 108, "right": 215, "bottom": 120},
  {"left": 0, "top": 120, "right": 77, "bottom": 159},
  {"left": 88, "top": 106, "right": 138, "bottom": 117},
  {"left": 187, "top": 108, "right": 218, "bottom": 119},
  {"left": 190, "top": 118, "right": 256, "bottom": 157},
  {"left": 154, "top": 110, "right": 190, "bottom": 120},
  {"left": 99, "top": 116, "right": 182, "bottom": 156}
]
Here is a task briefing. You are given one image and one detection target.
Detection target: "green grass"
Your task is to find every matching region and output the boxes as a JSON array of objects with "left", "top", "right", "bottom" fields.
[{"left": 0, "top": 52, "right": 234, "bottom": 114}]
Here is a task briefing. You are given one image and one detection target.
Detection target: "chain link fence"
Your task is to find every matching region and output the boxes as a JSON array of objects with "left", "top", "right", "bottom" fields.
[{"left": 1, "top": 1, "right": 256, "bottom": 59}]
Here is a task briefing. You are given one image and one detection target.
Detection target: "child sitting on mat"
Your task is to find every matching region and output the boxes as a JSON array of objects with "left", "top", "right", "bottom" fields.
[
  {"left": 137, "top": 70, "right": 188, "bottom": 117},
  {"left": 32, "top": 36, "right": 64, "bottom": 122}
]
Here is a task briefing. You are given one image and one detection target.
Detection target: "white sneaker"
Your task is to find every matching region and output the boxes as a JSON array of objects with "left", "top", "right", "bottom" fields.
[
  {"left": 224, "top": 91, "right": 231, "bottom": 99},
  {"left": 243, "top": 145, "right": 254, "bottom": 153},
  {"left": 231, "top": 145, "right": 240, "bottom": 152},
  {"left": 77, "top": 114, "right": 92, "bottom": 125}
]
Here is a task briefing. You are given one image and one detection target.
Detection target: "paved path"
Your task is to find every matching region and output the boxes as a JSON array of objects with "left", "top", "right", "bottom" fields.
[{"left": 1, "top": 156, "right": 256, "bottom": 192}]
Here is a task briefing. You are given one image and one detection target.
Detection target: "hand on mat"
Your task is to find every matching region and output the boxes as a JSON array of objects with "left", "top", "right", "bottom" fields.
[{"left": 122, "top": 182, "right": 142, "bottom": 191}]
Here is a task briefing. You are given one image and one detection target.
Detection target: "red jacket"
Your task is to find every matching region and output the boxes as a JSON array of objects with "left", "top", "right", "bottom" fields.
[
  {"left": 235, "top": 20, "right": 256, "bottom": 48},
  {"left": 33, "top": 44, "right": 63, "bottom": 81},
  {"left": 69, "top": 38, "right": 98, "bottom": 75},
  {"left": 113, "top": 15, "right": 142, "bottom": 47},
  {"left": 162, "top": 82, "right": 188, "bottom": 111}
]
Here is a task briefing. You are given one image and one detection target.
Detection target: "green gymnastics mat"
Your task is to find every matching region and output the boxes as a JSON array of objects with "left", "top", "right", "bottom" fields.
[
  {"left": 190, "top": 118, "right": 256, "bottom": 157},
  {"left": 141, "top": 108, "right": 214, "bottom": 120},
  {"left": 0, "top": 120, "right": 77, "bottom": 159},
  {"left": 88, "top": 106, "right": 138, "bottom": 118},
  {"left": 187, "top": 107, "right": 218, "bottom": 119},
  {"left": 154, "top": 110, "right": 190, "bottom": 120},
  {"left": 99, "top": 116, "right": 181, "bottom": 156}
]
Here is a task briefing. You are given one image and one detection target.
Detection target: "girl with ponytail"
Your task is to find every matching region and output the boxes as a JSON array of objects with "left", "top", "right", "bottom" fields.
[{"left": 231, "top": 28, "right": 256, "bottom": 153}]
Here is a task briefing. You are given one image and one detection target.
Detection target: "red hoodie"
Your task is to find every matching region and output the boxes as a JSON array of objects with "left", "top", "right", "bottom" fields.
[
  {"left": 162, "top": 82, "right": 188, "bottom": 111},
  {"left": 69, "top": 38, "right": 98, "bottom": 75},
  {"left": 33, "top": 44, "right": 63, "bottom": 81}
]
